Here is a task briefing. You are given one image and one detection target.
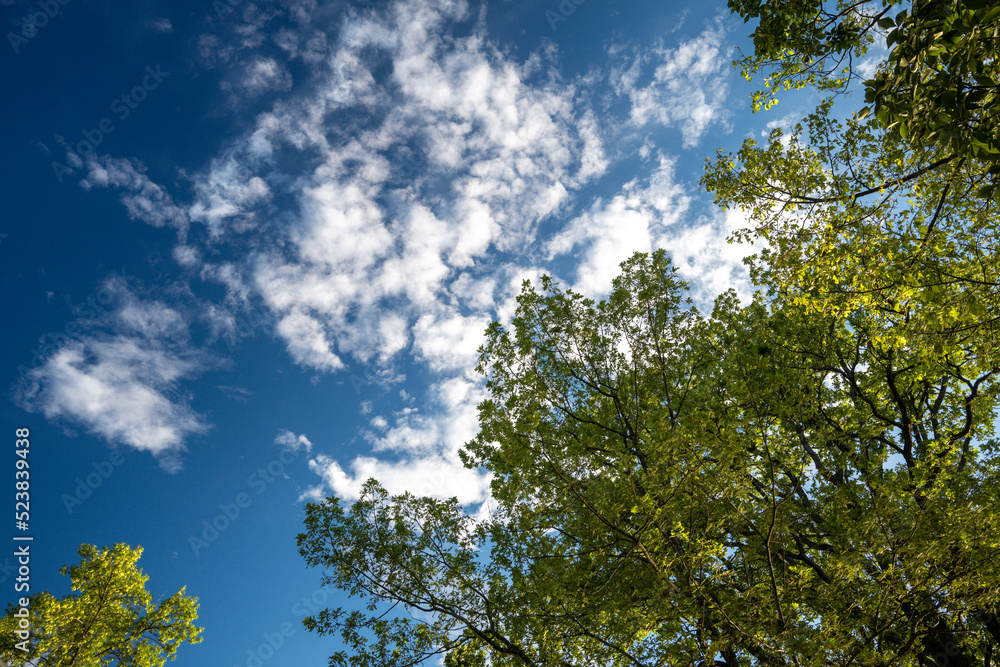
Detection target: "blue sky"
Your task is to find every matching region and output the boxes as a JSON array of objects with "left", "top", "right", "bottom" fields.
[{"left": 0, "top": 0, "right": 863, "bottom": 664}]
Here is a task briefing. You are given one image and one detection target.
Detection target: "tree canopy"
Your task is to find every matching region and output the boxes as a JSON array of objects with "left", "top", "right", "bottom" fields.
[
  {"left": 297, "top": 2, "right": 1000, "bottom": 666},
  {"left": 0, "top": 544, "right": 203, "bottom": 667},
  {"left": 701, "top": 98, "right": 1000, "bottom": 365},
  {"left": 299, "top": 250, "right": 1000, "bottom": 666},
  {"left": 703, "top": 0, "right": 1000, "bottom": 381},
  {"left": 729, "top": 0, "right": 1000, "bottom": 171}
]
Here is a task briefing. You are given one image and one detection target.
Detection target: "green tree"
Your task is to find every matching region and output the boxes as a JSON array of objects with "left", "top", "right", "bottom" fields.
[
  {"left": 703, "top": 0, "right": 1000, "bottom": 392},
  {"left": 298, "top": 3, "right": 1000, "bottom": 664},
  {"left": 712, "top": 0, "right": 1000, "bottom": 357},
  {"left": 299, "top": 251, "right": 1000, "bottom": 666},
  {"left": 702, "top": 98, "right": 1000, "bottom": 365},
  {"left": 0, "top": 544, "right": 203, "bottom": 666},
  {"left": 729, "top": 0, "right": 1000, "bottom": 171}
]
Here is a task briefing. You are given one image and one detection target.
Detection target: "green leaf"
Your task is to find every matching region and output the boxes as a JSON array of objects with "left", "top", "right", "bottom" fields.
[{"left": 0, "top": 544, "right": 203, "bottom": 666}]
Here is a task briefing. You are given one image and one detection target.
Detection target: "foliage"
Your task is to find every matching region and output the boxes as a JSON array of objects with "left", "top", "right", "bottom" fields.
[
  {"left": 730, "top": 0, "right": 1000, "bottom": 173},
  {"left": 702, "top": 99, "right": 1000, "bottom": 363},
  {"left": 704, "top": 0, "right": 1000, "bottom": 436},
  {"left": 299, "top": 250, "right": 1000, "bottom": 666},
  {"left": 0, "top": 544, "right": 203, "bottom": 667},
  {"left": 297, "top": 2, "right": 1000, "bottom": 666}
]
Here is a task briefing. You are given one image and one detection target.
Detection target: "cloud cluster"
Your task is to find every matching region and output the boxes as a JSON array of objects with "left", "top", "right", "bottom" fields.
[
  {"left": 32, "top": 0, "right": 751, "bottom": 499},
  {"left": 191, "top": 0, "right": 610, "bottom": 381},
  {"left": 547, "top": 156, "right": 691, "bottom": 296},
  {"left": 548, "top": 155, "right": 756, "bottom": 303},
  {"left": 276, "top": 429, "right": 313, "bottom": 453},
  {"left": 612, "top": 16, "right": 732, "bottom": 147},
  {"left": 304, "top": 373, "right": 491, "bottom": 505}
]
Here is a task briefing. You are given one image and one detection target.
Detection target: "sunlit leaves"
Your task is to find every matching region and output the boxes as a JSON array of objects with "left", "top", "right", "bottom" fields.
[
  {"left": 703, "top": 97, "right": 1000, "bottom": 385},
  {"left": 731, "top": 0, "right": 1000, "bottom": 174},
  {"left": 298, "top": 248, "right": 1000, "bottom": 666},
  {"left": 0, "top": 544, "right": 202, "bottom": 667}
]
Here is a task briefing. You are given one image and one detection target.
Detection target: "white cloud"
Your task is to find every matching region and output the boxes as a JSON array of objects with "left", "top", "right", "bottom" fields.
[
  {"left": 13, "top": 283, "right": 212, "bottom": 470},
  {"left": 116, "top": 299, "right": 189, "bottom": 341},
  {"left": 150, "top": 18, "right": 173, "bottom": 33},
  {"left": 306, "top": 371, "right": 490, "bottom": 505},
  {"left": 298, "top": 484, "right": 326, "bottom": 503},
  {"left": 411, "top": 308, "right": 489, "bottom": 373},
  {"left": 547, "top": 155, "right": 755, "bottom": 303},
  {"left": 275, "top": 429, "right": 313, "bottom": 453},
  {"left": 856, "top": 32, "right": 888, "bottom": 81},
  {"left": 188, "top": 155, "right": 272, "bottom": 236},
  {"left": 15, "top": 338, "right": 207, "bottom": 471},
  {"left": 448, "top": 271, "right": 496, "bottom": 312},
  {"left": 173, "top": 245, "right": 201, "bottom": 268},
  {"left": 763, "top": 111, "right": 803, "bottom": 140},
  {"left": 293, "top": 180, "right": 392, "bottom": 272},
  {"left": 657, "top": 206, "right": 759, "bottom": 303},
  {"left": 239, "top": 56, "right": 294, "bottom": 94},
  {"left": 198, "top": 2, "right": 284, "bottom": 66},
  {"left": 189, "top": 0, "right": 608, "bottom": 377},
  {"left": 79, "top": 156, "right": 189, "bottom": 234},
  {"left": 274, "top": 309, "right": 344, "bottom": 372},
  {"left": 273, "top": 26, "right": 329, "bottom": 65},
  {"left": 612, "top": 17, "right": 732, "bottom": 147},
  {"left": 547, "top": 156, "right": 690, "bottom": 297},
  {"left": 308, "top": 452, "right": 491, "bottom": 505},
  {"left": 64, "top": 0, "right": 757, "bottom": 494}
]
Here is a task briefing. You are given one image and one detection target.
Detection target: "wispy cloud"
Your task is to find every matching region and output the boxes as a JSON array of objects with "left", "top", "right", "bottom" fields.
[
  {"left": 611, "top": 16, "right": 733, "bottom": 147},
  {"left": 14, "top": 281, "right": 211, "bottom": 471},
  {"left": 548, "top": 154, "right": 757, "bottom": 304},
  {"left": 79, "top": 156, "right": 190, "bottom": 235},
  {"left": 226, "top": 56, "right": 294, "bottom": 97},
  {"left": 150, "top": 18, "right": 173, "bottom": 34},
  {"left": 187, "top": 0, "right": 610, "bottom": 379},
  {"left": 547, "top": 156, "right": 691, "bottom": 297}
]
